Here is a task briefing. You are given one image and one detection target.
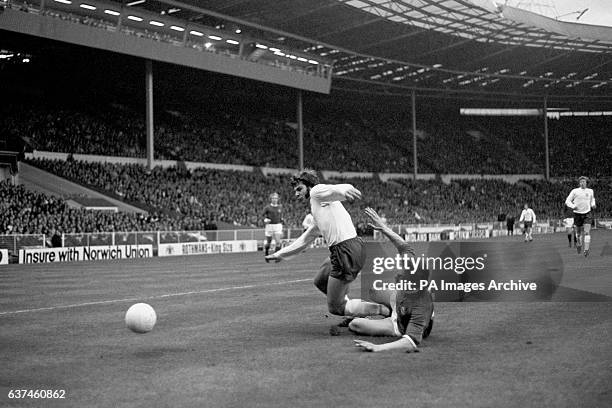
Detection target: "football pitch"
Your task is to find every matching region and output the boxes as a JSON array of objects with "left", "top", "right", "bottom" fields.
[{"left": 1, "top": 231, "right": 611, "bottom": 408}]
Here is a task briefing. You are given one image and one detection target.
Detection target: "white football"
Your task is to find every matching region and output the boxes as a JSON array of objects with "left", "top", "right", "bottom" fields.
[{"left": 125, "top": 303, "right": 157, "bottom": 333}]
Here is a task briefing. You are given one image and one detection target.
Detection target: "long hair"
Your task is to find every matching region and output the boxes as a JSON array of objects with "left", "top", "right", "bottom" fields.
[{"left": 291, "top": 169, "right": 320, "bottom": 188}]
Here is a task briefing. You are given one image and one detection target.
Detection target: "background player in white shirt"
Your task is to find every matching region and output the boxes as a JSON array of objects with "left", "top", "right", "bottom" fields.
[
  {"left": 302, "top": 213, "right": 314, "bottom": 232},
  {"left": 562, "top": 212, "right": 576, "bottom": 248},
  {"left": 265, "top": 170, "right": 389, "bottom": 319},
  {"left": 565, "top": 176, "right": 596, "bottom": 257},
  {"left": 519, "top": 204, "right": 536, "bottom": 242}
]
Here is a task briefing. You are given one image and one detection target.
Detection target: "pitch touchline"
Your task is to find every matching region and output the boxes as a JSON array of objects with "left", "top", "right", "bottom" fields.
[{"left": 0, "top": 278, "right": 312, "bottom": 316}]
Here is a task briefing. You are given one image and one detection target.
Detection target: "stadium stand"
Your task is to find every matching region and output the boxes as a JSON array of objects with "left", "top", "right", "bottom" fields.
[
  {"left": 3, "top": 101, "right": 609, "bottom": 176},
  {"left": 0, "top": 93, "right": 609, "bottom": 239},
  {"left": 13, "top": 158, "right": 611, "bottom": 236},
  {"left": 0, "top": 180, "right": 172, "bottom": 235}
]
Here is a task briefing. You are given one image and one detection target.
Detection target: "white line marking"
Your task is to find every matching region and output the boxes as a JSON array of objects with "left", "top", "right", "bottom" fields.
[{"left": 0, "top": 278, "right": 312, "bottom": 316}]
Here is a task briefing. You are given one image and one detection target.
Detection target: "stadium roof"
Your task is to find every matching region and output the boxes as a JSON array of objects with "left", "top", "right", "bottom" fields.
[
  {"left": 3, "top": 0, "right": 609, "bottom": 108},
  {"left": 100, "top": 0, "right": 611, "bottom": 107}
]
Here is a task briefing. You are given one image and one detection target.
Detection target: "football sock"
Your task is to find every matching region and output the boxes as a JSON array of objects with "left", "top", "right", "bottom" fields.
[
  {"left": 264, "top": 238, "right": 272, "bottom": 256},
  {"left": 344, "top": 299, "right": 390, "bottom": 317},
  {"left": 584, "top": 235, "right": 591, "bottom": 250}
]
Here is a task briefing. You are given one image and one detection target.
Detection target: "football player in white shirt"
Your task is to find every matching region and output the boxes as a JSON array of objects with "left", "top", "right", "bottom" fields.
[
  {"left": 302, "top": 213, "right": 314, "bottom": 232},
  {"left": 565, "top": 176, "right": 596, "bottom": 257},
  {"left": 519, "top": 204, "right": 536, "bottom": 242},
  {"left": 265, "top": 170, "right": 390, "bottom": 319},
  {"left": 562, "top": 213, "right": 576, "bottom": 248}
]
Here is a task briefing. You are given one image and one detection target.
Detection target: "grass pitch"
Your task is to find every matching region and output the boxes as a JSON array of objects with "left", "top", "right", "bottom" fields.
[{"left": 1, "top": 231, "right": 611, "bottom": 407}]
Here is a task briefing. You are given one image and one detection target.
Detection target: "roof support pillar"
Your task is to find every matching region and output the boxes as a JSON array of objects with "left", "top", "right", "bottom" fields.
[
  {"left": 543, "top": 96, "right": 549, "bottom": 180},
  {"left": 412, "top": 90, "right": 418, "bottom": 180},
  {"left": 297, "top": 90, "right": 304, "bottom": 171},
  {"left": 145, "top": 59, "right": 155, "bottom": 171}
]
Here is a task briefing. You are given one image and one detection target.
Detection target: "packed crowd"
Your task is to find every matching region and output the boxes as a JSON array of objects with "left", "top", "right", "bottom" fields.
[
  {"left": 24, "top": 158, "right": 305, "bottom": 229},
  {"left": 2, "top": 101, "right": 610, "bottom": 176},
  {"left": 0, "top": 180, "right": 179, "bottom": 236},
  {"left": 470, "top": 115, "right": 612, "bottom": 178},
  {"left": 2, "top": 97, "right": 610, "bottom": 238},
  {"left": 8, "top": 159, "right": 610, "bottom": 237}
]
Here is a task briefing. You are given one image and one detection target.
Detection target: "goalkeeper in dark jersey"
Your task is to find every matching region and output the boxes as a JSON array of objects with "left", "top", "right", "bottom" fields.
[{"left": 351, "top": 207, "right": 434, "bottom": 353}]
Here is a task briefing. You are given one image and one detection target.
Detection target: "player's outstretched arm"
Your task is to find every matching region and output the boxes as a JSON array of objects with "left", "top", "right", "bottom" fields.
[
  {"left": 365, "top": 207, "right": 415, "bottom": 256},
  {"left": 310, "top": 184, "right": 362, "bottom": 202},
  {"left": 354, "top": 336, "right": 418, "bottom": 353},
  {"left": 265, "top": 225, "right": 320, "bottom": 263}
]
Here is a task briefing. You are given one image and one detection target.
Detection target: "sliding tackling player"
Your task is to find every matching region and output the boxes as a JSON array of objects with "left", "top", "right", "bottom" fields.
[
  {"left": 265, "top": 170, "right": 389, "bottom": 319},
  {"left": 351, "top": 207, "right": 434, "bottom": 353}
]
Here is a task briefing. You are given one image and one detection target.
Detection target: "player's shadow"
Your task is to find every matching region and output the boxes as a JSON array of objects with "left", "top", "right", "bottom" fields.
[
  {"left": 132, "top": 346, "right": 192, "bottom": 358},
  {"left": 427, "top": 242, "right": 564, "bottom": 302}
]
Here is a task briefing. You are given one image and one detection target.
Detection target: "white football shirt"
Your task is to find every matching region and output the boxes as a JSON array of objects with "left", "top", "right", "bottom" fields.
[
  {"left": 302, "top": 213, "right": 314, "bottom": 230},
  {"left": 519, "top": 208, "right": 536, "bottom": 223},
  {"left": 309, "top": 184, "right": 357, "bottom": 246},
  {"left": 565, "top": 188, "right": 595, "bottom": 214}
]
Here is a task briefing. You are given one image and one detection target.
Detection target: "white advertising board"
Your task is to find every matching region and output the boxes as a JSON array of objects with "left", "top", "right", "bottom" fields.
[
  {"left": 158, "top": 240, "right": 258, "bottom": 257},
  {"left": 19, "top": 245, "right": 153, "bottom": 264}
]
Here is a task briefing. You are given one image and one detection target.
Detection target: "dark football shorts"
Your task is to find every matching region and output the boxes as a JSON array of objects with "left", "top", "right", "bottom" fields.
[
  {"left": 573, "top": 212, "right": 592, "bottom": 228},
  {"left": 328, "top": 237, "right": 366, "bottom": 282},
  {"left": 395, "top": 290, "right": 434, "bottom": 345},
  {"left": 523, "top": 221, "right": 533, "bottom": 229}
]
